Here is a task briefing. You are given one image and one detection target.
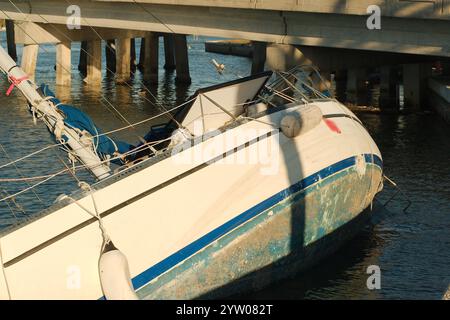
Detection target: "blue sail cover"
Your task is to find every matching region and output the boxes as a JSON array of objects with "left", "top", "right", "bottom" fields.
[{"left": 40, "top": 84, "right": 133, "bottom": 164}]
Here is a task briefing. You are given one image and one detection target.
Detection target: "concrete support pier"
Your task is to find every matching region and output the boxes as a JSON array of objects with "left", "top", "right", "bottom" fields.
[
  {"left": 403, "top": 63, "right": 432, "bottom": 110},
  {"left": 347, "top": 68, "right": 368, "bottom": 106},
  {"left": 21, "top": 44, "right": 39, "bottom": 81},
  {"left": 86, "top": 40, "right": 102, "bottom": 85},
  {"left": 105, "top": 39, "right": 116, "bottom": 74},
  {"left": 265, "top": 43, "right": 305, "bottom": 72},
  {"left": 143, "top": 32, "right": 159, "bottom": 83},
  {"left": 78, "top": 41, "right": 88, "bottom": 75},
  {"left": 174, "top": 34, "right": 191, "bottom": 84},
  {"left": 115, "top": 38, "right": 131, "bottom": 84},
  {"left": 5, "top": 20, "right": 17, "bottom": 62},
  {"left": 379, "top": 66, "right": 398, "bottom": 109},
  {"left": 251, "top": 41, "right": 266, "bottom": 74},
  {"left": 56, "top": 41, "right": 71, "bottom": 86},
  {"left": 130, "top": 38, "right": 137, "bottom": 73},
  {"left": 163, "top": 34, "right": 176, "bottom": 71}
]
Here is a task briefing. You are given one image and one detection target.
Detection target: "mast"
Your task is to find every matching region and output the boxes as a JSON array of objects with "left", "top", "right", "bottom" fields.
[{"left": 0, "top": 45, "right": 110, "bottom": 180}]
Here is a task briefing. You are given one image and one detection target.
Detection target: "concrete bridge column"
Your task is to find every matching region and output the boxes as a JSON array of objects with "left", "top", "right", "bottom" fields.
[
  {"left": 251, "top": 41, "right": 266, "bottom": 74},
  {"left": 143, "top": 32, "right": 159, "bottom": 83},
  {"left": 163, "top": 34, "right": 176, "bottom": 71},
  {"left": 138, "top": 38, "right": 145, "bottom": 71},
  {"left": 56, "top": 41, "right": 71, "bottom": 86},
  {"left": 334, "top": 70, "right": 347, "bottom": 102},
  {"left": 21, "top": 44, "right": 39, "bottom": 81},
  {"left": 115, "top": 38, "right": 131, "bottom": 84},
  {"left": 403, "top": 63, "right": 432, "bottom": 110},
  {"left": 86, "top": 40, "right": 102, "bottom": 85},
  {"left": 379, "top": 66, "right": 398, "bottom": 109},
  {"left": 105, "top": 39, "right": 116, "bottom": 74},
  {"left": 265, "top": 43, "right": 306, "bottom": 72},
  {"left": 5, "top": 20, "right": 17, "bottom": 62},
  {"left": 347, "top": 68, "right": 368, "bottom": 106},
  {"left": 78, "top": 41, "right": 88, "bottom": 75},
  {"left": 130, "top": 38, "right": 137, "bottom": 73},
  {"left": 174, "top": 34, "right": 191, "bottom": 84}
]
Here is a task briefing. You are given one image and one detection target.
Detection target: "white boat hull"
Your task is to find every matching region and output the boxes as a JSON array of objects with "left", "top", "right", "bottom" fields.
[{"left": 0, "top": 100, "right": 382, "bottom": 299}]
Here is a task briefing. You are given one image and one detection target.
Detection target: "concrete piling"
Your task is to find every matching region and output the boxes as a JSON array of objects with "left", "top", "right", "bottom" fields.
[
  {"left": 5, "top": 20, "right": 17, "bottom": 62},
  {"left": 21, "top": 44, "right": 39, "bottom": 81},
  {"left": 251, "top": 41, "right": 266, "bottom": 74},
  {"left": 138, "top": 38, "right": 145, "bottom": 71},
  {"left": 163, "top": 34, "right": 176, "bottom": 71},
  {"left": 56, "top": 41, "right": 71, "bottom": 86},
  {"left": 143, "top": 32, "right": 159, "bottom": 83},
  {"left": 86, "top": 40, "right": 102, "bottom": 85},
  {"left": 379, "top": 66, "right": 398, "bottom": 109},
  {"left": 78, "top": 41, "right": 88, "bottom": 75},
  {"left": 105, "top": 39, "right": 116, "bottom": 74},
  {"left": 174, "top": 34, "right": 191, "bottom": 84},
  {"left": 115, "top": 38, "right": 131, "bottom": 84},
  {"left": 130, "top": 38, "right": 137, "bottom": 73},
  {"left": 347, "top": 68, "right": 368, "bottom": 106},
  {"left": 403, "top": 63, "right": 432, "bottom": 111}
]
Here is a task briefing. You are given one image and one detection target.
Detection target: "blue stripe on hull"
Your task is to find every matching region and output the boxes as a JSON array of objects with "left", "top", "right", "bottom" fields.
[{"left": 129, "top": 154, "right": 382, "bottom": 292}]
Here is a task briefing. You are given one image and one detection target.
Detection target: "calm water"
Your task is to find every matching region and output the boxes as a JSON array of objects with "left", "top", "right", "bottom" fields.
[{"left": 0, "top": 34, "right": 449, "bottom": 299}]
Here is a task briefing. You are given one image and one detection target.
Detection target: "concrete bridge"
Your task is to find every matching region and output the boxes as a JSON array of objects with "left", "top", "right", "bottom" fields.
[
  {"left": 0, "top": 0, "right": 449, "bottom": 57},
  {"left": 0, "top": 0, "right": 449, "bottom": 112}
]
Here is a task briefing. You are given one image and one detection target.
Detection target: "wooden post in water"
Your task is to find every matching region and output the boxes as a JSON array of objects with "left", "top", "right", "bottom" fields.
[
  {"left": 115, "top": 38, "right": 131, "bottom": 84},
  {"left": 56, "top": 41, "right": 71, "bottom": 86},
  {"left": 78, "top": 41, "right": 88, "bottom": 75},
  {"left": 143, "top": 32, "right": 159, "bottom": 83},
  {"left": 174, "top": 34, "right": 191, "bottom": 84},
  {"left": 163, "top": 34, "right": 175, "bottom": 71},
  {"left": 21, "top": 44, "right": 39, "bottom": 81},
  {"left": 86, "top": 40, "right": 102, "bottom": 85},
  {"left": 251, "top": 41, "right": 266, "bottom": 75},
  {"left": 5, "top": 20, "right": 17, "bottom": 62},
  {"left": 105, "top": 39, "right": 116, "bottom": 74}
]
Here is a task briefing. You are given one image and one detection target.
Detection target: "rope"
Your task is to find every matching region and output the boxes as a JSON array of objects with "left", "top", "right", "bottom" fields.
[{"left": 63, "top": 184, "right": 111, "bottom": 251}]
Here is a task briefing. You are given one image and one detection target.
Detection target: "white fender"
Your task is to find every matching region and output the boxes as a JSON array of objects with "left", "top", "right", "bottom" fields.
[
  {"left": 280, "top": 104, "right": 322, "bottom": 138},
  {"left": 99, "top": 243, "right": 138, "bottom": 300}
]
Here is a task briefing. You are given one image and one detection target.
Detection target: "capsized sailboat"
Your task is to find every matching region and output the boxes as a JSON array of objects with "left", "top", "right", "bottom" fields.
[{"left": 0, "top": 45, "right": 383, "bottom": 299}]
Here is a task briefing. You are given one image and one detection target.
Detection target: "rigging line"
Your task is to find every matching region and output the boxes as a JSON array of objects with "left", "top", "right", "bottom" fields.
[
  {"left": 5, "top": 1, "right": 147, "bottom": 144},
  {"left": 0, "top": 173, "right": 57, "bottom": 203},
  {"left": 0, "top": 189, "right": 21, "bottom": 218},
  {"left": 0, "top": 135, "right": 173, "bottom": 185},
  {"left": 0, "top": 10, "right": 126, "bottom": 127},
  {"left": 62, "top": 0, "right": 184, "bottom": 130},
  {"left": 0, "top": 97, "right": 193, "bottom": 172},
  {"left": 0, "top": 144, "right": 43, "bottom": 205}
]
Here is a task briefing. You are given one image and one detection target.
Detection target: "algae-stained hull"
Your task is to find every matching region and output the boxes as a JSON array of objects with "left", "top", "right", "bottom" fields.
[{"left": 137, "top": 156, "right": 383, "bottom": 299}]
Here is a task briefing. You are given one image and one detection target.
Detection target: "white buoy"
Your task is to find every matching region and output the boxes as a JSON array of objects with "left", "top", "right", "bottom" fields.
[
  {"left": 280, "top": 115, "right": 301, "bottom": 138},
  {"left": 99, "top": 242, "right": 138, "bottom": 300}
]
